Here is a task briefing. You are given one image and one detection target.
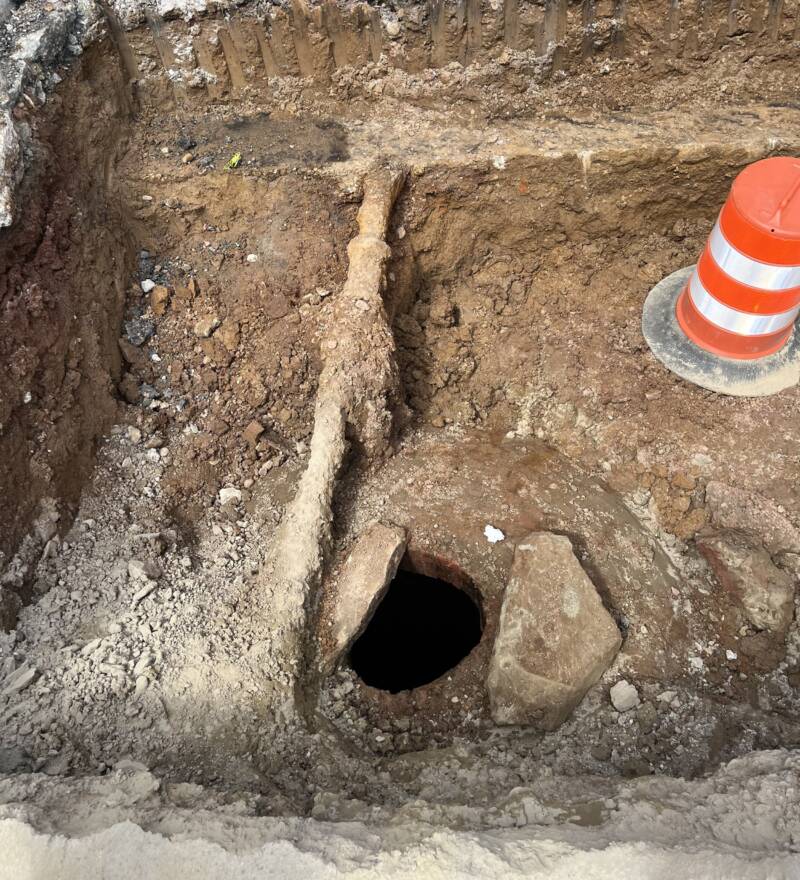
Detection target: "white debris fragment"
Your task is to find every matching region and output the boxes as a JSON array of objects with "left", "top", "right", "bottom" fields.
[
  {"left": 134, "top": 675, "right": 150, "bottom": 697},
  {"left": 689, "top": 656, "right": 705, "bottom": 672},
  {"left": 610, "top": 679, "right": 640, "bottom": 712},
  {"left": 725, "top": 650, "right": 738, "bottom": 661},
  {"left": 492, "top": 155, "right": 507, "bottom": 170},
  {"left": 218, "top": 487, "right": 242, "bottom": 506},
  {"left": 1, "top": 664, "right": 37, "bottom": 696},
  {"left": 133, "top": 653, "right": 154, "bottom": 676},
  {"left": 132, "top": 583, "right": 157, "bottom": 607},
  {"left": 127, "top": 559, "right": 161, "bottom": 581},
  {"left": 484, "top": 525, "right": 505, "bottom": 544},
  {"left": 141, "top": 279, "right": 156, "bottom": 293},
  {"left": 246, "top": 253, "right": 258, "bottom": 263}
]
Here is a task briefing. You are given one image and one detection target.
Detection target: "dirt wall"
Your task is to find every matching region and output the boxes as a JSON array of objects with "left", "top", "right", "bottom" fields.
[{"left": 0, "top": 43, "right": 135, "bottom": 621}]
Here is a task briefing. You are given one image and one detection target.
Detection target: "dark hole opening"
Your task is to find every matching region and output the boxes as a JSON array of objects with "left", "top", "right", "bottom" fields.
[{"left": 349, "top": 568, "right": 482, "bottom": 693}]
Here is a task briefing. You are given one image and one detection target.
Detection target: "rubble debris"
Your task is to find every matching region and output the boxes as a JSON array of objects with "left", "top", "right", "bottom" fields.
[
  {"left": 149, "top": 285, "right": 171, "bottom": 316},
  {"left": 610, "top": 680, "right": 640, "bottom": 712},
  {"left": 698, "top": 533, "right": 795, "bottom": 635},
  {"left": 127, "top": 559, "right": 161, "bottom": 581},
  {"left": 193, "top": 315, "right": 220, "bottom": 338},
  {"left": 242, "top": 420, "right": 264, "bottom": 447},
  {"left": 1, "top": 663, "right": 38, "bottom": 696},
  {"left": 218, "top": 487, "right": 242, "bottom": 506},
  {"left": 124, "top": 318, "right": 155, "bottom": 347},
  {"left": 704, "top": 482, "right": 800, "bottom": 557}
]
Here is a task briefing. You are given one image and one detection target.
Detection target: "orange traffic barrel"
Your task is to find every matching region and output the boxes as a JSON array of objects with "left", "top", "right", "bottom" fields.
[{"left": 642, "top": 157, "right": 800, "bottom": 396}]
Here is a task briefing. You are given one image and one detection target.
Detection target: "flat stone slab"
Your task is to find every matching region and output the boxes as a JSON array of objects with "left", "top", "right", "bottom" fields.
[
  {"left": 487, "top": 532, "right": 622, "bottom": 730},
  {"left": 323, "top": 522, "right": 407, "bottom": 673}
]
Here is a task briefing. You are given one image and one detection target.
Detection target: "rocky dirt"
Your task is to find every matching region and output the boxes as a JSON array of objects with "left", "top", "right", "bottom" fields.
[{"left": 0, "top": 1, "right": 799, "bottom": 871}]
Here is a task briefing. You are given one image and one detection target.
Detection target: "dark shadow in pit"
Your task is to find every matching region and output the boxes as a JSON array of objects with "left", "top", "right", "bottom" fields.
[{"left": 349, "top": 567, "right": 482, "bottom": 693}]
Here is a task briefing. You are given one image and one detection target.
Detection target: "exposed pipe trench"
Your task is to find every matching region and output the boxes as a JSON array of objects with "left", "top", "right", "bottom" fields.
[{"left": 252, "top": 163, "right": 406, "bottom": 712}]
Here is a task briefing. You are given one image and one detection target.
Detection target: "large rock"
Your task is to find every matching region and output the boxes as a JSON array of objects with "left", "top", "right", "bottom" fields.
[
  {"left": 322, "top": 522, "right": 407, "bottom": 673},
  {"left": 487, "top": 532, "right": 622, "bottom": 730},
  {"left": 698, "top": 533, "right": 795, "bottom": 635}
]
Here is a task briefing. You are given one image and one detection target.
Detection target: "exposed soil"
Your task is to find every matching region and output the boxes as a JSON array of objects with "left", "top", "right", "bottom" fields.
[
  {"left": 1, "top": 6, "right": 799, "bottom": 842},
  {"left": 0, "top": 45, "right": 134, "bottom": 569}
]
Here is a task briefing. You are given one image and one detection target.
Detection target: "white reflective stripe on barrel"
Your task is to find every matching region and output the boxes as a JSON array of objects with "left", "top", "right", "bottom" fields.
[
  {"left": 708, "top": 221, "right": 800, "bottom": 291},
  {"left": 688, "top": 270, "right": 800, "bottom": 336}
]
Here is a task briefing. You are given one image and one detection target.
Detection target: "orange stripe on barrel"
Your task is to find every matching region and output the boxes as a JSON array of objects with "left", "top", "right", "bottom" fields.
[{"left": 675, "top": 284, "right": 793, "bottom": 360}]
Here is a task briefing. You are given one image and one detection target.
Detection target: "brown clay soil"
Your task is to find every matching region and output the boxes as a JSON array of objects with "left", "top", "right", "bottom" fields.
[{"left": 0, "top": 17, "right": 799, "bottom": 813}]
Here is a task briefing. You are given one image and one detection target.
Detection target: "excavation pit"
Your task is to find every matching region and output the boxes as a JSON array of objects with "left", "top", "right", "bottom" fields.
[
  {"left": 1, "top": 5, "right": 800, "bottom": 868},
  {"left": 349, "top": 562, "right": 483, "bottom": 694}
]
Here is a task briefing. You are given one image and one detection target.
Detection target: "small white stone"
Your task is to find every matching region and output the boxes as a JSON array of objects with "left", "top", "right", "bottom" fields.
[
  {"left": 128, "top": 559, "right": 161, "bottom": 581},
  {"left": 218, "top": 487, "right": 242, "bottom": 506},
  {"left": 610, "top": 679, "right": 640, "bottom": 712},
  {"left": 193, "top": 315, "right": 220, "bottom": 338},
  {"left": 725, "top": 649, "right": 738, "bottom": 661},
  {"left": 484, "top": 525, "right": 505, "bottom": 544},
  {"left": 132, "top": 582, "right": 157, "bottom": 606},
  {"left": 1, "top": 665, "right": 37, "bottom": 696},
  {"left": 141, "top": 280, "right": 156, "bottom": 293},
  {"left": 133, "top": 652, "right": 154, "bottom": 676},
  {"left": 246, "top": 253, "right": 258, "bottom": 263},
  {"left": 127, "top": 426, "right": 142, "bottom": 444}
]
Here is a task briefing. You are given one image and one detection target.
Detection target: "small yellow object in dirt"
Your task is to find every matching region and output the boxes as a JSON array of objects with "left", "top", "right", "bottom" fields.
[{"left": 226, "top": 152, "right": 242, "bottom": 170}]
